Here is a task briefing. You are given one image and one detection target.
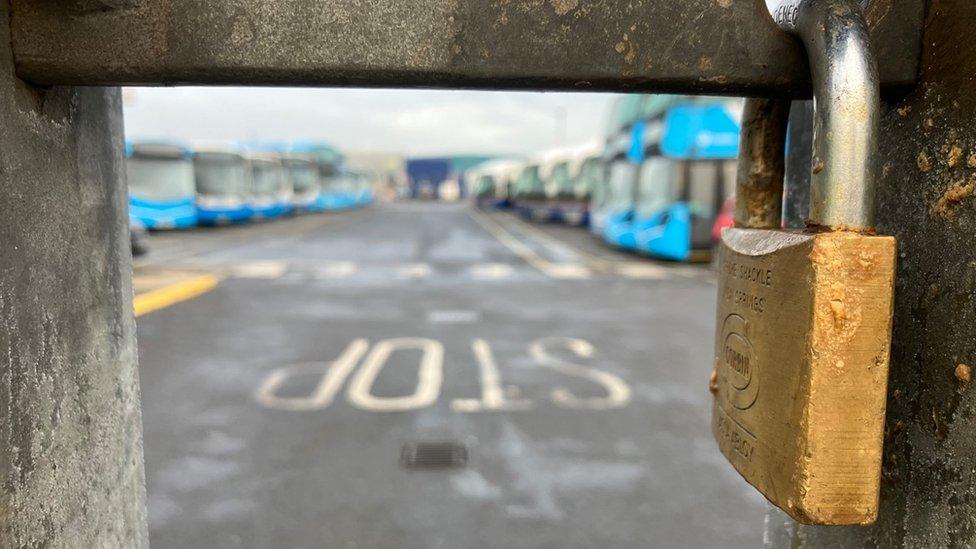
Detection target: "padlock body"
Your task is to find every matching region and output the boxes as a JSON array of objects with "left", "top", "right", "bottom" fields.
[{"left": 712, "top": 227, "right": 895, "bottom": 525}]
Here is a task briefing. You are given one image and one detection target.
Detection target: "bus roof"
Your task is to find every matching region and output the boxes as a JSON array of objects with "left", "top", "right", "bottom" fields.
[
  {"left": 244, "top": 152, "right": 283, "bottom": 164},
  {"left": 125, "top": 139, "right": 192, "bottom": 159},
  {"left": 279, "top": 153, "right": 316, "bottom": 165},
  {"left": 605, "top": 95, "right": 684, "bottom": 138},
  {"left": 288, "top": 141, "right": 344, "bottom": 163},
  {"left": 193, "top": 150, "right": 246, "bottom": 166},
  {"left": 464, "top": 158, "right": 524, "bottom": 185},
  {"left": 660, "top": 101, "right": 742, "bottom": 160},
  {"left": 603, "top": 118, "right": 664, "bottom": 163},
  {"left": 238, "top": 140, "right": 291, "bottom": 154},
  {"left": 193, "top": 145, "right": 243, "bottom": 157},
  {"left": 533, "top": 142, "right": 602, "bottom": 179}
]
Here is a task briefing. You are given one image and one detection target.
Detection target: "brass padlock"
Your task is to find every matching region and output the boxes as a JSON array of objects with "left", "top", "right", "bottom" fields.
[{"left": 711, "top": 0, "right": 896, "bottom": 525}]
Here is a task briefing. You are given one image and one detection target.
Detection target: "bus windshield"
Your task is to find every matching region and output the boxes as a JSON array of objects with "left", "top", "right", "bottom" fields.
[
  {"left": 127, "top": 157, "right": 195, "bottom": 201},
  {"left": 548, "top": 162, "right": 572, "bottom": 197},
  {"left": 194, "top": 154, "right": 248, "bottom": 197},
  {"left": 286, "top": 162, "right": 319, "bottom": 193},
  {"left": 576, "top": 158, "right": 602, "bottom": 200},
  {"left": 317, "top": 162, "right": 339, "bottom": 179},
  {"left": 606, "top": 161, "right": 637, "bottom": 211},
  {"left": 515, "top": 166, "right": 544, "bottom": 197},
  {"left": 251, "top": 162, "right": 282, "bottom": 196},
  {"left": 636, "top": 157, "right": 677, "bottom": 218},
  {"left": 475, "top": 175, "right": 495, "bottom": 197}
]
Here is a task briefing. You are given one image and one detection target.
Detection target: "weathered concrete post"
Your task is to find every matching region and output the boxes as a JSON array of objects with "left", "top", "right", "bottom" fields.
[
  {"left": 0, "top": 3, "right": 149, "bottom": 547},
  {"left": 769, "top": 1, "right": 976, "bottom": 546}
]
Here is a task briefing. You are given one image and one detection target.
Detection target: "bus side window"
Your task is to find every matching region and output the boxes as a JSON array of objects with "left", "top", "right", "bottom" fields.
[
  {"left": 636, "top": 157, "right": 675, "bottom": 218},
  {"left": 674, "top": 161, "right": 690, "bottom": 204},
  {"left": 688, "top": 162, "right": 718, "bottom": 216}
]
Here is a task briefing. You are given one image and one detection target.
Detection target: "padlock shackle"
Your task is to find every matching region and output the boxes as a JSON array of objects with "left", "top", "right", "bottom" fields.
[
  {"left": 734, "top": 98, "right": 790, "bottom": 229},
  {"left": 770, "top": 0, "right": 881, "bottom": 230}
]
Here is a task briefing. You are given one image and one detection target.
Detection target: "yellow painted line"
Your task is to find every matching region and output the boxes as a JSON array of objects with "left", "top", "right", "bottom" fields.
[
  {"left": 134, "top": 275, "right": 221, "bottom": 317},
  {"left": 466, "top": 208, "right": 591, "bottom": 280}
]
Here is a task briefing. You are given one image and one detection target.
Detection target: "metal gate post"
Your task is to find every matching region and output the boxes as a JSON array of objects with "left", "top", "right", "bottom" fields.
[
  {"left": 771, "top": 1, "right": 976, "bottom": 546},
  {"left": 0, "top": 3, "right": 149, "bottom": 547}
]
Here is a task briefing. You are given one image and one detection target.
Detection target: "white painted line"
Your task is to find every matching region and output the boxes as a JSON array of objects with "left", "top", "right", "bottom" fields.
[
  {"left": 529, "top": 337, "right": 631, "bottom": 410},
  {"left": 499, "top": 209, "right": 709, "bottom": 281},
  {"left": 347, "top": 338, "right": 444, "bottom": 412},
  {"left": 469, "top": 262, "right": 515, "bottom": 280},
  {"left": 502, "top": 210, "right": 614, "bottom": 270},
  {"left": 397, "top": 263, "right": 433, "bottom": 279},
  {"left": 254, "top": 339, "right": 370, "bottom": 411},
  {"left": 232, "top": 260, "right": 288, "bottom": 279},
  {"left": 504, "top": 214, "right": 588, "bottom": 260},
  {"left": 466, "top": 208, "right": 591, "bottom": 280},
  {"left": 451, "top": 339, "right": 532, "bottom": 412},
  {"left": 314, "top": 261, "right": 358, "bottom": 279},
  {"left": 544, "top": 263, "right": 592, "bottom": 280},
  {"left": 614, "top": 262, "right": 672, "bottom": 280}
]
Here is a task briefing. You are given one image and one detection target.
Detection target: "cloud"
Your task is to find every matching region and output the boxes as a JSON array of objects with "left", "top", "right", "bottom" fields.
[{"left": 123, "top": 87, "right": 618, "bottom": 157}]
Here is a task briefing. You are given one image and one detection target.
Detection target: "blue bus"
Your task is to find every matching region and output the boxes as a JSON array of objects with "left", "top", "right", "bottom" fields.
[
  {"left": 126, "top": 141, "right": 198, "bottom": 229},
  {"left": 281, "top": 153, "right": 322, "bottom": 212},
  {"left": 319, "top": 170, "right": 360, "bottom": 210},
  {"left": 603, "top": 100, "right": 740, "bottom": 261},
  {"left": 351, "top": 171, "right": 375, "bottom": 206},
  {"left": 193, "top": 147, "right": 253, "bottom": 225},
  {"left": 246, "top": 153, "right": 293, "bottom": 220},
  {"left": 590, "top": 121, "right": 659, "bottom": 238},
  {"left": 590, "top": 95, "right": 681, "bottom": 238},
  {"left": 289, "top": 142, "right": 356, "bottom": 211}
]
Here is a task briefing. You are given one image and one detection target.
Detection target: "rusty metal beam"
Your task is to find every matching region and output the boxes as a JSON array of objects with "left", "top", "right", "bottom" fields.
[{"left": 11, "top": 0, "right": 922, "bottom": 95}]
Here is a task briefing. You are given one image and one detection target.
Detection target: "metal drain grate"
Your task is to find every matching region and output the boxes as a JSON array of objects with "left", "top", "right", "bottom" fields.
[{"left": 400, "top": 441, "right": 468, "bottom": 469}]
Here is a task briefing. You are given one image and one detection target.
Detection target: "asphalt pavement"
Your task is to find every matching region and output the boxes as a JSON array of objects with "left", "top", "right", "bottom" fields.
[{"left": 134, "top": 201, "right": 766, "bottom": 549}]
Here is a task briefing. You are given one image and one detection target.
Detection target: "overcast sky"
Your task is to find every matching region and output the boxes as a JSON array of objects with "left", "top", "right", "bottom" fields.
[{"left": 123, "top": 87, "right": 618, "bottom": 158}]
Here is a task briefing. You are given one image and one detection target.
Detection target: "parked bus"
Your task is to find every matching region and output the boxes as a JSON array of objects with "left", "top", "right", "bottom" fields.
[
  {"left": 511, "top": 162, "right": 549, "bottom": 220},
  {"left": 590, "top": 122, "right": 661, "bottom": 237},
  {"left": 539, "top": 143, "right": 602, "bottom": 226},
  {"left": 325, "top": 170, "right": 362, "bottom": 210},
  {"left": 246, "top": 153, "right": 293, "bottom": 220},
  {"left": 289, "top": 142, "right": 355, "bottom": 211},
  {"left": 590, "top": 95, "right": 680, "bottom": 238},
  {"left": 590, "top": 96, "right": 640, "bottom": 236},
  {"left": 126, "top": 140, "right": 198, "bottom": 229},
  {"left": 603, "top": 100, "right": 741, "bottom": 261},
  {"left": 281, "top": 153, "right": 322, "bottom": 212},
  {"left": 130, "top": 215, "right": 150, "bottom": 256},
  {"left": 193, "top": 147, "right": 253, "bottom": 225},
  {"left": 467, "top": 159, "right": 523, "bottom": 209},
  {"left": 351, "top": 171, "right": 375, "bottom": 206},
  {"left": 571, "top": 156, "right": 605, "bottom": 226},
  {"left": 469, "top": 167, "right": 496, "bottom": 208}
]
